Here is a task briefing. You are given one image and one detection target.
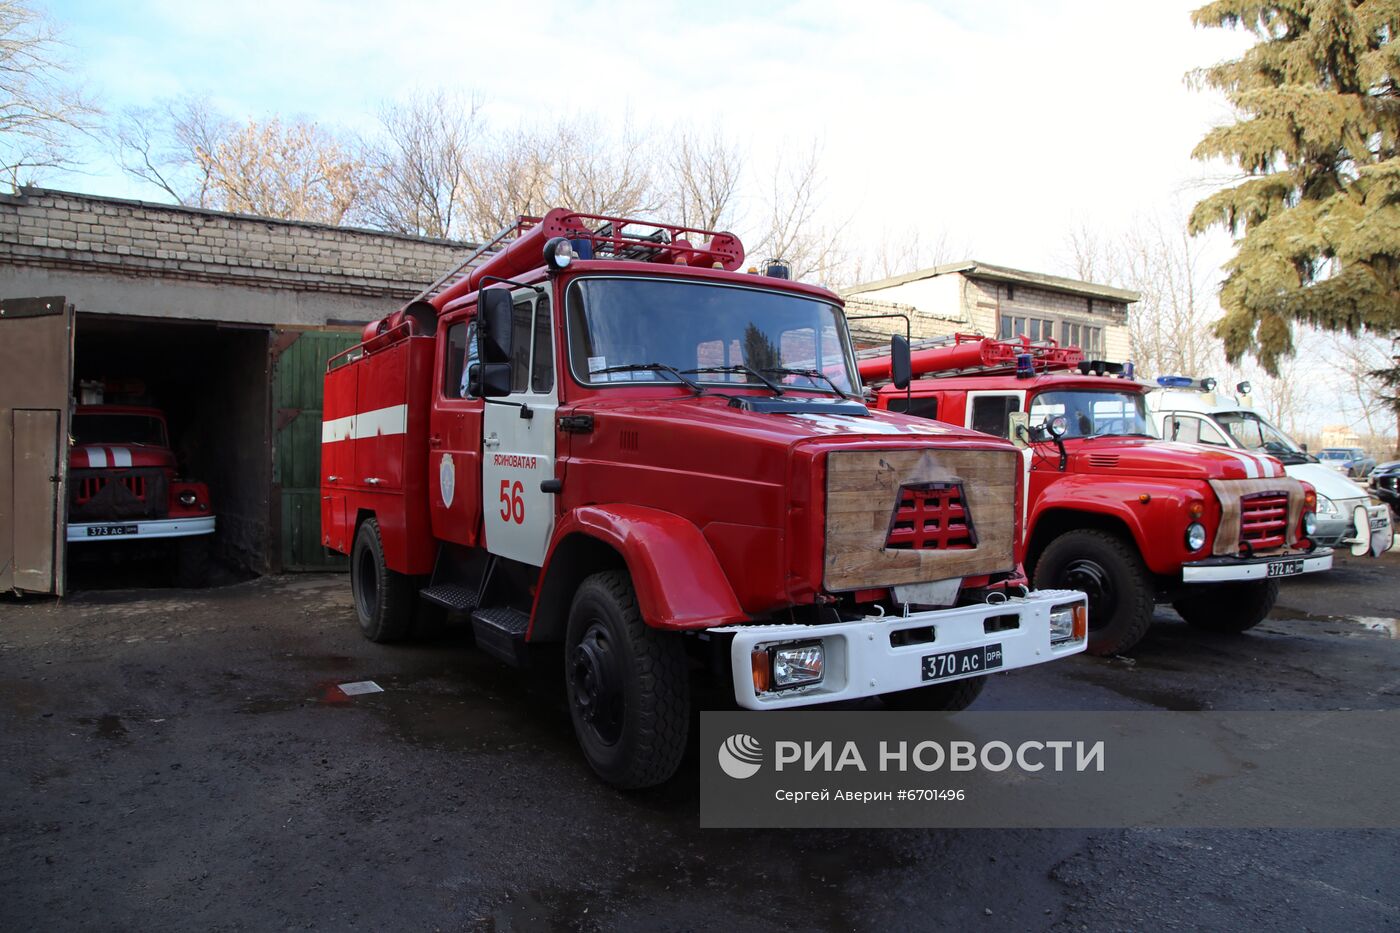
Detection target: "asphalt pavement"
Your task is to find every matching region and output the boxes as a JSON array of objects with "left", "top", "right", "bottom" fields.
[{"left": 2, "top": 554, "right": 1398, "bottom": 931}]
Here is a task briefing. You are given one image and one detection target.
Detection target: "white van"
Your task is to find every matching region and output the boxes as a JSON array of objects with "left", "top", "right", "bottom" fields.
[{"left": 1148, "top": 379, "right": 1392, "bottom": 557}]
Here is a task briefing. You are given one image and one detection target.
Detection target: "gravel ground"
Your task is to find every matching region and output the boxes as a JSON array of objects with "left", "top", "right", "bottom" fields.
[{"left": 2, "top": 553, "right": 1397, "bottom": 931}]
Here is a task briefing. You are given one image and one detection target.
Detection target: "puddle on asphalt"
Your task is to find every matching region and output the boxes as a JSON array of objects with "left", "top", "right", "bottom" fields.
[
  {"left": 1352, "top": 617, "right": 1399, "bottom": 638},
  {"left": 1273, "top": 607, "right": 1399, "bottom": 639}
]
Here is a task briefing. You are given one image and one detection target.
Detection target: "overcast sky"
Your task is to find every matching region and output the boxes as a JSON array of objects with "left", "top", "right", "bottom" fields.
[{"left": 47, "top": 0, "right": 1253, "bottom": 273}]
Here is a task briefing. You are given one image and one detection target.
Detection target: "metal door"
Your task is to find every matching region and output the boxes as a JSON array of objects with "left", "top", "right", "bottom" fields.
[
  {"left": 0, "top": 296, "right": 73, "bottom": 595},
  {"left": 272, "top": 328, "right": 361, "bottom": 571},
  {"left": 481, "top": 290, "right": 558, "bottom": 567}
]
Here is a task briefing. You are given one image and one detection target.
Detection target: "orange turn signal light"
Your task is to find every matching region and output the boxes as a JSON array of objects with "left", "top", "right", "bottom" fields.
[
  {"left": 751, "top": 650, "right": 771, "bottom": 694},
  {"left": 1073, "top": 604, "right": 1088, "bottom": 641},
  {"left": 1188, "top": 501, "right": 1205, "bottom": 518}
]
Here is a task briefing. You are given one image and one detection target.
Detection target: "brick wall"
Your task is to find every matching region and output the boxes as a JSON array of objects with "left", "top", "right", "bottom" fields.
[{"left": 0, "top": 187, "right": 471, "bottom": 306}]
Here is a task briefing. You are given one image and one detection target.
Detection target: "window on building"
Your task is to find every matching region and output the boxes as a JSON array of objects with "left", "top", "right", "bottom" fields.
[{"left": 970, "top": 393, "right": 1021, "bottom": 438}]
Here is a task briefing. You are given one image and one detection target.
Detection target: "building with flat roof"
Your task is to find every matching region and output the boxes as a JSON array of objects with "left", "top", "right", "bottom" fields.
[{"left": 842, "top": 260, "right": 1138, "bottom": 361}]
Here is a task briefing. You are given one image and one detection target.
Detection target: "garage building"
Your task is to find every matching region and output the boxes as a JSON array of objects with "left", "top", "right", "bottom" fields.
[{"left": 1, "top": 187, "right": 469, "bottom": 595}]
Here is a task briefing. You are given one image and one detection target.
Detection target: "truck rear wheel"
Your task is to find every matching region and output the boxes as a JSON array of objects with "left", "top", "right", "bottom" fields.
[
  {"left": 880, "top": 675, "right": 985, "bottom": 711},
  {"left": 565, "top": 570, "right": 689, "bottom": 789},
  {"left": 1034, "top": 529, "right": 1155, "bottom": 656},
  {"left": 351, "top": 518, "right": 416, "bottom": 643},
  {"left": 1172, "top": 580, "right": 1278, "bottom": 633}
]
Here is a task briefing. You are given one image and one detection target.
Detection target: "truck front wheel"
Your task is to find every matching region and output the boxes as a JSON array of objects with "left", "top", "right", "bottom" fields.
[
  {"left": 350, "top": 518, "right": 416, "bottom": 643},
  {"left": 565, "top": 570, "right": 690, "bottom": 789},
  {"left": 1034, "top": 529, "right": 1155, "bottom": 656},
  {"left": 1172, "top": 580, "right": 1278, "bottom": 633}
]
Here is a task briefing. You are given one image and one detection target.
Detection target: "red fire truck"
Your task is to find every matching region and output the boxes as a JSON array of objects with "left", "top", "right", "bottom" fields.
[
  {"left": 321, "top": 210, "right": 1088, "bottom": 787},
  {"left": 66, "top": 404, "right": 215, "bottom": 585},
  {"left": 862, "top": 334, "right": 1329, "bottom": 657}
]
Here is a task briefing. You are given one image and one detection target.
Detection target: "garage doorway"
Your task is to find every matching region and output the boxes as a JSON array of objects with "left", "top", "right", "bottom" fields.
[{"left": 68, "top": 314, "right": 272, "bottom": 587}]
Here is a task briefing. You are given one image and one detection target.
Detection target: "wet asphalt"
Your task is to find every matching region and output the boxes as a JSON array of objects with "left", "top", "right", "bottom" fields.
[{"left": 2, "top": 554, "right": 1398, "bottom": 931}]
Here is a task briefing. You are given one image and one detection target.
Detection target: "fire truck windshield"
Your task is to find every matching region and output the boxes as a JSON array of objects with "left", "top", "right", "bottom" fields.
[
  {"left": 565, "top": 277, "right": 858, "bottom": 394},
  {"left": 1028, "top": 389, "right": 1154, "bottom": 439},
  {"left": 72, "top": 413, "right": 168, "bottom": 447}
]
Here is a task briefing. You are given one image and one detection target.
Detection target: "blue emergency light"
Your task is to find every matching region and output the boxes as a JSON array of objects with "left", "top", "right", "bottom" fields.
[
  {"left": 1156, "top": 375, "right": 1194, "bottom": 388},
  {"left": 1015, "top": 353, "right": 1034, "bottom": 378}
]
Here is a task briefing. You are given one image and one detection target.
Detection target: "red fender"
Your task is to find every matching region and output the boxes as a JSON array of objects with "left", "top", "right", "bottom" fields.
[{"left": 535, "top": 504, "right": 748, "bottom": 631}]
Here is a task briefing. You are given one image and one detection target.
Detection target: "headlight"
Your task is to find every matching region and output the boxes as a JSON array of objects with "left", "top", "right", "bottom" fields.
[
  {"left": 1303, "top": 511, "right": 1317, "bottom": 536},
  {"left": 1317, "top": 495, "right": 1338, "bottom": 515},
  {"left": 1185, "top": 522, "right": 1207, "bottom": 551},
  {"left": 1050, "top": 604, "right": 1087, "bottom": 645},
  {"left": 178, "top": 490, "right": 198, "bottom": 506},
  {"left": 771, "top": 643, "right": 825, "bottom": 688}
]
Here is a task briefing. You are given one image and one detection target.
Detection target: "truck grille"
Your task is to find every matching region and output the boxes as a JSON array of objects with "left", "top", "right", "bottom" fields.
[
  {"left": 1239, "top": 491, "right": 1288, "bottom": 552},
  {"left": 885, "top": 482, "right": 975, "bottom": 550},
  {"left": 69, "top": 468, "right": 167, "bottom": 521}
]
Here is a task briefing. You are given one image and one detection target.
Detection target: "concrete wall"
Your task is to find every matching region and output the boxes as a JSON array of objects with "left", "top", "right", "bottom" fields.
[{"left": 0, "top": 187, "right": 471, "bottom": 326}]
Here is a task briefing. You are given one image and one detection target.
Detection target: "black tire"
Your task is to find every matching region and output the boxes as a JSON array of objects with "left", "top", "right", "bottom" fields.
[
  {"left": 1034, "top": 529, "right": 1155, "bottom": 656},
  {"left": 880, "top": 675, "right": 986, "bottom": 711},
  {"left": 350, "top": 518, "right": 416, "bottom": 643},
  {"left": 172, "top": 536, "right": 211, "bottom": 588},
  {"left": 1172, "top": 580, "right": 1278, "bottom": 633},
  {"left": 564, "top": 570, "right": 690, "bottom": 789}
]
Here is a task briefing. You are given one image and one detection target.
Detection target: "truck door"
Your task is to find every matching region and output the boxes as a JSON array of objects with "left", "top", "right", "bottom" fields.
[
  {"left": 430, "top": 314, "right": 485, "bottom": 546},
  {"left": 481, "top": 290, "right": 558, "bottom": 566},
  {"left": 1, "top": 296, "right": 74, "bottom": 595}
]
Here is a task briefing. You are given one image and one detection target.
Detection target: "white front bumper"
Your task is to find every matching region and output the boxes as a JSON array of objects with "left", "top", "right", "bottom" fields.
[
  {"left": 1180, "top": 549, "right": 1332, "bottom": 583},
  {"left": 717, "top": 589, "right": 1088, "bottom": 710},
  {"left": 67, "top": 516, "right": 216, "bottom": 541}
]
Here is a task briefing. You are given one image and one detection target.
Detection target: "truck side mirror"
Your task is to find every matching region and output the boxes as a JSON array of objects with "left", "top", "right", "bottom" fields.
[
  {"left": 890, "top": 334, "right": 912, "bottom": 390},
  {"left": 469, "top": 362, "right": 513, "bottom": 398},
  {"left": 478, "top": 287, "right": 514, "bottom": 364}
]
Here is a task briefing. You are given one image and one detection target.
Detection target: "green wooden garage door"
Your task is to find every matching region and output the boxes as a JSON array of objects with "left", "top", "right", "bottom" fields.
[{"left": 272, "top": 329, "right": 361, "bottom": 571}]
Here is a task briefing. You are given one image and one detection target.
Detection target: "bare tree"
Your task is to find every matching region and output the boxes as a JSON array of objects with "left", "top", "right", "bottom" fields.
[
  {"left": 1059, "top": 211, "right": 1221, "bottom": 379},
  {"left": 839, "top": 225, "right": 964, "bottom": 288},
  {"left": 1324, "top": 331, "right": 1392, "bottom": 437},
  {"left": 202, "top": 116, "right": 367, "bottom": 224},
  {"left": 749, "top": 142, "right": 849, "bottom": 286},
  {"left": 0, "top": 0, "right": 99, "bottom": 187},
  {"left": 458, "top": 113, "right": 659, "bottom": 240},
  {"left": 359, "top": 90, "right": 481, "bottom": 239},
  {"left": 662, "top": 125, "right": 742, "bottom": 232},
  {"left": 112, "top": 97, "right": 227, "bottom": 207}
]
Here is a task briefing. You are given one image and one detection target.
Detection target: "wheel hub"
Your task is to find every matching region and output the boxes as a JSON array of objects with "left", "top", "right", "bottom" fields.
[
  {"left": 1063, "top": 558, "right": 1116, "bottom": 630},
  {"left": 570, "top": 623, "right": 623, "bottom": 744}
]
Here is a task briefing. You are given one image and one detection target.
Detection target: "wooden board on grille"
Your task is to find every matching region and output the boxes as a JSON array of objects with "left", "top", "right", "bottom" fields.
[
  {"left": 1208, "top": 477, "right": 1305, "bottom": 556},
  {"left": 825, "top": 447, "right": 1017, "bottom": 592}
]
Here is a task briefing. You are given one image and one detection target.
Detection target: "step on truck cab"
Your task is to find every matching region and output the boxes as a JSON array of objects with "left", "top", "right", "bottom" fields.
[
  {"left": 863, "top": 335, "right": 1331, "bottom": 657},
  {"left": 1147, "top": 378, "right": 1392, "bottom": 557},
  {"left": 321, "top": 210, "right": 1088, "bottom": 788},
  {"left": 66, "top": 404, "right": 216, "bottom": 586}
]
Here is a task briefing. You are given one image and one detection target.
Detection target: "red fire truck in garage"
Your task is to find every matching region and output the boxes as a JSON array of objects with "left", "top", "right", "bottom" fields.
[
  {"left": 66, "top": 404, "right": 215, "bottom": 586},
  {"left": 862, "top": 335, "right": 1329, "bottom": 657},
  {"left": 321, "top": 209, "right": 1088, "bottom": 788}
]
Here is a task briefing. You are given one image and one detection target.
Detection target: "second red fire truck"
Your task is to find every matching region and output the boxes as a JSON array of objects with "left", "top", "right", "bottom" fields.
[
  {"left": 862, "top": 335, "right": 1329, "bottom": 656},
  {"left": 321, "top": 210, "right": 1088, "bottom": 787}
]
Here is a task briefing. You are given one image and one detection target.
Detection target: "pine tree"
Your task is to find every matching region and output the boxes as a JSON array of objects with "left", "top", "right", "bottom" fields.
[{"left": 1188, "top": 1, "right": 1400, "bottom": 398}]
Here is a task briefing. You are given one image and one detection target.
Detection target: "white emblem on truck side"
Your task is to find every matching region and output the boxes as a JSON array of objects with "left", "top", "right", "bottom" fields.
[{"left": 439, "top": 452, "right": 455, "bottom": 508}]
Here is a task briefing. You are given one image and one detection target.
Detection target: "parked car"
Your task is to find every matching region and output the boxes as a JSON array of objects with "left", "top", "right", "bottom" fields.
[
  {"left": 1318, "top": 446, "right": 1375, "bottom": 477},
  {"left": 1147, "top": 384, "right": 1391, "bottom": 556},
  {"left": 1371, "top": 459, "right": 1400, "bottom": 517}
]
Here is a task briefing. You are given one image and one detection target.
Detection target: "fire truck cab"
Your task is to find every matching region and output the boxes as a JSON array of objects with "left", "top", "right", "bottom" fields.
[
  {"left": 865, "top": 335, "right": 1330, "bottom": 656},
  {"left": 321, "top": 211, "right": 1088, "bottom": 788}
]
